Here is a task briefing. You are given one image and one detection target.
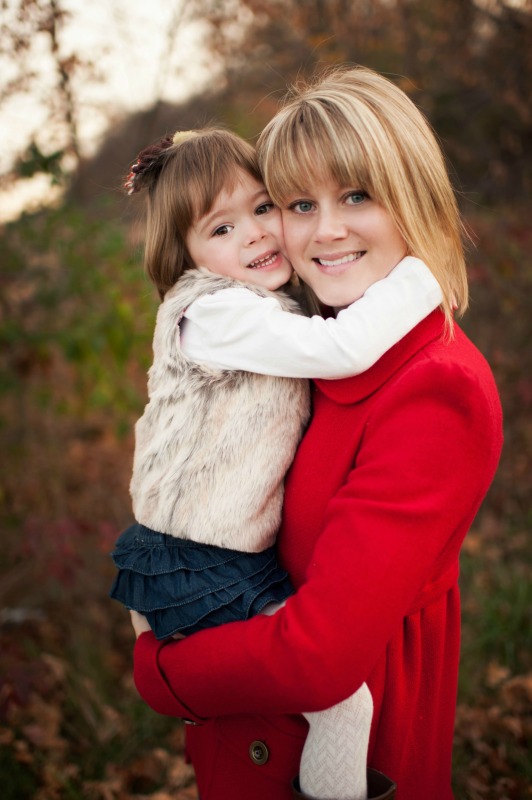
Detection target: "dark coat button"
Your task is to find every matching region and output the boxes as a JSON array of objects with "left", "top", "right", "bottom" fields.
[{"left": 249, "top": 740, "right": 269, "bottom": 765}]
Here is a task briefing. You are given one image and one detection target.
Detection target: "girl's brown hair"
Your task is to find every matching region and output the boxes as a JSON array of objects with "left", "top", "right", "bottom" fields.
[{"left": 128, "top": 129, "right": 261, "bottom": 298}]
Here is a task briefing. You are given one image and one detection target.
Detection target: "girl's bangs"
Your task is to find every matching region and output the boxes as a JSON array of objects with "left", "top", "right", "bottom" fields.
[
  {"left": 178, "top": 132, "right": 260, "bottom": 224},
  {"left": 189, "top": 161, "right": 236, "bottom": 221}
]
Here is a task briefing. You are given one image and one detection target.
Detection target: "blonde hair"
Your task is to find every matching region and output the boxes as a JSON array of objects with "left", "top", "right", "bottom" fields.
[
  {"left": 257, "top": 66, "right": 468, "bottom": 329},
  {"left": 135, "top": 128, "right": 261, "bottom": 298}
]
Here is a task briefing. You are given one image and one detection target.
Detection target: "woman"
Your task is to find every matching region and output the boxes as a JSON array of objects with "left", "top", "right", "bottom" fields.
[{"left": 131, "top": 66, "right": 503, "bottom": 800}]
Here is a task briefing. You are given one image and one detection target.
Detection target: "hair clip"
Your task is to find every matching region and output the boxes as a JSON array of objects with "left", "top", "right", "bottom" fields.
[
  {"left": 125, "top": 133, "right": 191, "bottom": 195},
  {"left": 172, "top": 130, "right": 198, "bottom": 146}
]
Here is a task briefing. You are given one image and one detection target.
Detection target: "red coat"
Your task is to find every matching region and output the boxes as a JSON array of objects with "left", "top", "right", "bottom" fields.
[{"left": 133, "top": 310, "right": 503, "bottom": 800}]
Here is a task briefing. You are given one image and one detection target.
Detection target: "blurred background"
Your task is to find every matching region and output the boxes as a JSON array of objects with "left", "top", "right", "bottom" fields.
[{"left": 0, "top": 1, "right": 530, "bottom": 798}]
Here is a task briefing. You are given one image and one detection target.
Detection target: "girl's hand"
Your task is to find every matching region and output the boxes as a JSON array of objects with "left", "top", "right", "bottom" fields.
[{"left": 130, "top": 610, "right": 152, "bottom": 638}]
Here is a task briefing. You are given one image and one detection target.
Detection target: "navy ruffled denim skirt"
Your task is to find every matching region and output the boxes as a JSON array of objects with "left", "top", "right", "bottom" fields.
[{"left": 109, "top": 522, "right": 294, "bottom": 639}]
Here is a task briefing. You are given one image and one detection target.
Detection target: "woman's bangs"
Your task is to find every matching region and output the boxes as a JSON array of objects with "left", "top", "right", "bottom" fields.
[
  {"left": 279, "top": 132, "right": 325, "bottom": 201},
  {"left": 266, "top": 109, "right": 370, "bottom": 203}
]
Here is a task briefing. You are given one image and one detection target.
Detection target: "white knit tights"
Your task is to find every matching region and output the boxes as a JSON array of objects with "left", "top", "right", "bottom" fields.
[{"left": 300, "top": 683, "right": 373, "bottom": 800}]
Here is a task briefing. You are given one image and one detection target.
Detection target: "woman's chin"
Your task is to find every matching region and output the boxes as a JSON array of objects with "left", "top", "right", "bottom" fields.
[{"left": 313, "top": 289, "right": 364, "bottom": 309}]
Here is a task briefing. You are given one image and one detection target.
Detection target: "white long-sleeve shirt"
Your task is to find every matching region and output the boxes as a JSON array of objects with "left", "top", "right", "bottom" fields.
[{"left": 180, "top": 256, "right": 443, "bottom": 379}]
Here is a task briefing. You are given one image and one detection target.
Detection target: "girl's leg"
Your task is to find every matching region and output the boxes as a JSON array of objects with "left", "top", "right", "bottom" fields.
[
  {"left": 300, "top": 683, "right": 373, "bottom": 800},
  {"left": 261, "top": 602, "right": 373, "bottom": 799}
]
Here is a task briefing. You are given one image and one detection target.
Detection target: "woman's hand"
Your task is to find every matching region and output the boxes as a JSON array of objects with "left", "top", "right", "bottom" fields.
[{"left": 130, "top": 610, "right": 152, "bottom": 638}]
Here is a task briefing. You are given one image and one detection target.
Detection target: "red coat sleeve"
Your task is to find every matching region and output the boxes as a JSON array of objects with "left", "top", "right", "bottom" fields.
[{"left": 133, "top": 354, "right": 502, "bottom": 718}]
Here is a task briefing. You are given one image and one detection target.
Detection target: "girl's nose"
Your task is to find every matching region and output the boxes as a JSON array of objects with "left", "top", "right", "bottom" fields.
[{"left": 245, "top": 220, "right": 267, "bottom": 245}]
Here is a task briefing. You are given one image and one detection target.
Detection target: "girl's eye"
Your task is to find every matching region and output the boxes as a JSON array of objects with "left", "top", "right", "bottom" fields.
[
  {"left": 213, "top": 224, "right": 233, "bottom": 236},
  {"left": 289, "top": 200, "right": 314, "bottom": 214},
  {"left": 345, "top": 191, "right": 368, "bottom": 206},
  {"left": 255, "top": 202, "right": 274, "bottom": 216}
]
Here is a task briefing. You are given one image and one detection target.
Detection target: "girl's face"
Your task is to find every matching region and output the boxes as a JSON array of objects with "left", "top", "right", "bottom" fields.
[
  {"left": 186, "top": 170, "right": 293, "bottom": 291},
  {"left": 281, "top": 179, "right": 408, "bottom": 309}
]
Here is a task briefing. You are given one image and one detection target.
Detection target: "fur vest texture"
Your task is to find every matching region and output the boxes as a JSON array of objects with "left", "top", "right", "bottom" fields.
[{"left": 130, "top": 268, "right": 311, "bottom": 552}]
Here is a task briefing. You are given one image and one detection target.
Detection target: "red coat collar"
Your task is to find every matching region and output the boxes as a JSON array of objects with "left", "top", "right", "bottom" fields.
[{"left": 315, "top": 310, "right": 448, "bottom": 404}]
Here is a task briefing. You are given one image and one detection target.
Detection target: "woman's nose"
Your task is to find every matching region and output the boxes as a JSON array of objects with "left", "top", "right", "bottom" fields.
[{"left": 315, "top": 209, "right": 347, "bottom": 241}]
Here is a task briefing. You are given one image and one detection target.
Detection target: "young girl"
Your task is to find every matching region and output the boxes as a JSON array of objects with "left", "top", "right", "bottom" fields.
[{"left": 111, "top": 127, "right": 442, "bottom": 800}]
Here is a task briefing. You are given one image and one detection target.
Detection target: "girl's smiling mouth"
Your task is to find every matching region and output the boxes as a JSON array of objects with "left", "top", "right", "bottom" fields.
[{"left": 247, "top": 251, "right": 281, "bottom": 270}]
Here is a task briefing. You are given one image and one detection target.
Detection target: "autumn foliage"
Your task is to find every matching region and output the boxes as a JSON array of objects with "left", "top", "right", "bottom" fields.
[{"left": 1, "top": 1, "right": 531, "bottom": 798}]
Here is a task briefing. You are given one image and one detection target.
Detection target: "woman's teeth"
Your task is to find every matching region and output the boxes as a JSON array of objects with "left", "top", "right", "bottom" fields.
[
  {"left": 317, "top": 252, "right": 364, "bottom": 267},
  {"left": 248, "top": 253, "right": 277, "bottom": 269}
]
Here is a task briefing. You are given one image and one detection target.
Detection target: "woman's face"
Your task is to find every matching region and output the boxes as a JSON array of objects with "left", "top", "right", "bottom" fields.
[{"left": 281, "top": 179, "right": 408, "bottom": 309}]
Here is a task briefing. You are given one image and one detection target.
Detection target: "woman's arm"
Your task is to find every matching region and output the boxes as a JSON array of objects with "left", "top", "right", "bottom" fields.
[
  {"left": 181, "top": 257, "right": 441, "bottom": 378},
  {"left": 133, "top": 354, "right": 502, "bottom": 719}
]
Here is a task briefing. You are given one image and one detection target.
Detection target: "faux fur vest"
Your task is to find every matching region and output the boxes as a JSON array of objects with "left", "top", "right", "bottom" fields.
[{"left": 130, "top": 268, "right": 311, "bottom": 552}]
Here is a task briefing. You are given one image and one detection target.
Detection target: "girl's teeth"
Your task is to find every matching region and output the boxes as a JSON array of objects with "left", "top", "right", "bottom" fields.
[
  {"left": 249, "top": 253, "right": 276, "bottom": 269},
  {"left": 318, "top": 252, "right": 363, "bottom": 267}
]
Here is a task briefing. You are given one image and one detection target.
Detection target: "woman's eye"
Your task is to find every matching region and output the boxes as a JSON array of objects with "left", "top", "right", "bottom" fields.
[
  {"left": 213, "top": 224, "right": 233, "bottom": 236},
  {"left": 345, "top": 191, "right": 368, "bottom": 206},
  {"left": 255, "top": 202, "right": 274, "bottom": 216},
  {"left": 290, "top": 200, "right": 314, "bottom": 214}
]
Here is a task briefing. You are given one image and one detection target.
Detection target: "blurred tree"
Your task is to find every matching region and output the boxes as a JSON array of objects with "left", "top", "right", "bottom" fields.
[
  {"left": 0, "top": 0, "right": 89, "bottom": 185},
  {"left": 0, "top": 0, "right": 210, "bottom": 204}
]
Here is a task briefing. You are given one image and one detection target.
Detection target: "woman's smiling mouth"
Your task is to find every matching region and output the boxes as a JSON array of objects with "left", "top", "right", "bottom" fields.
[{"left": 314, "top": 251, "right": 366, "bottom": 268}]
